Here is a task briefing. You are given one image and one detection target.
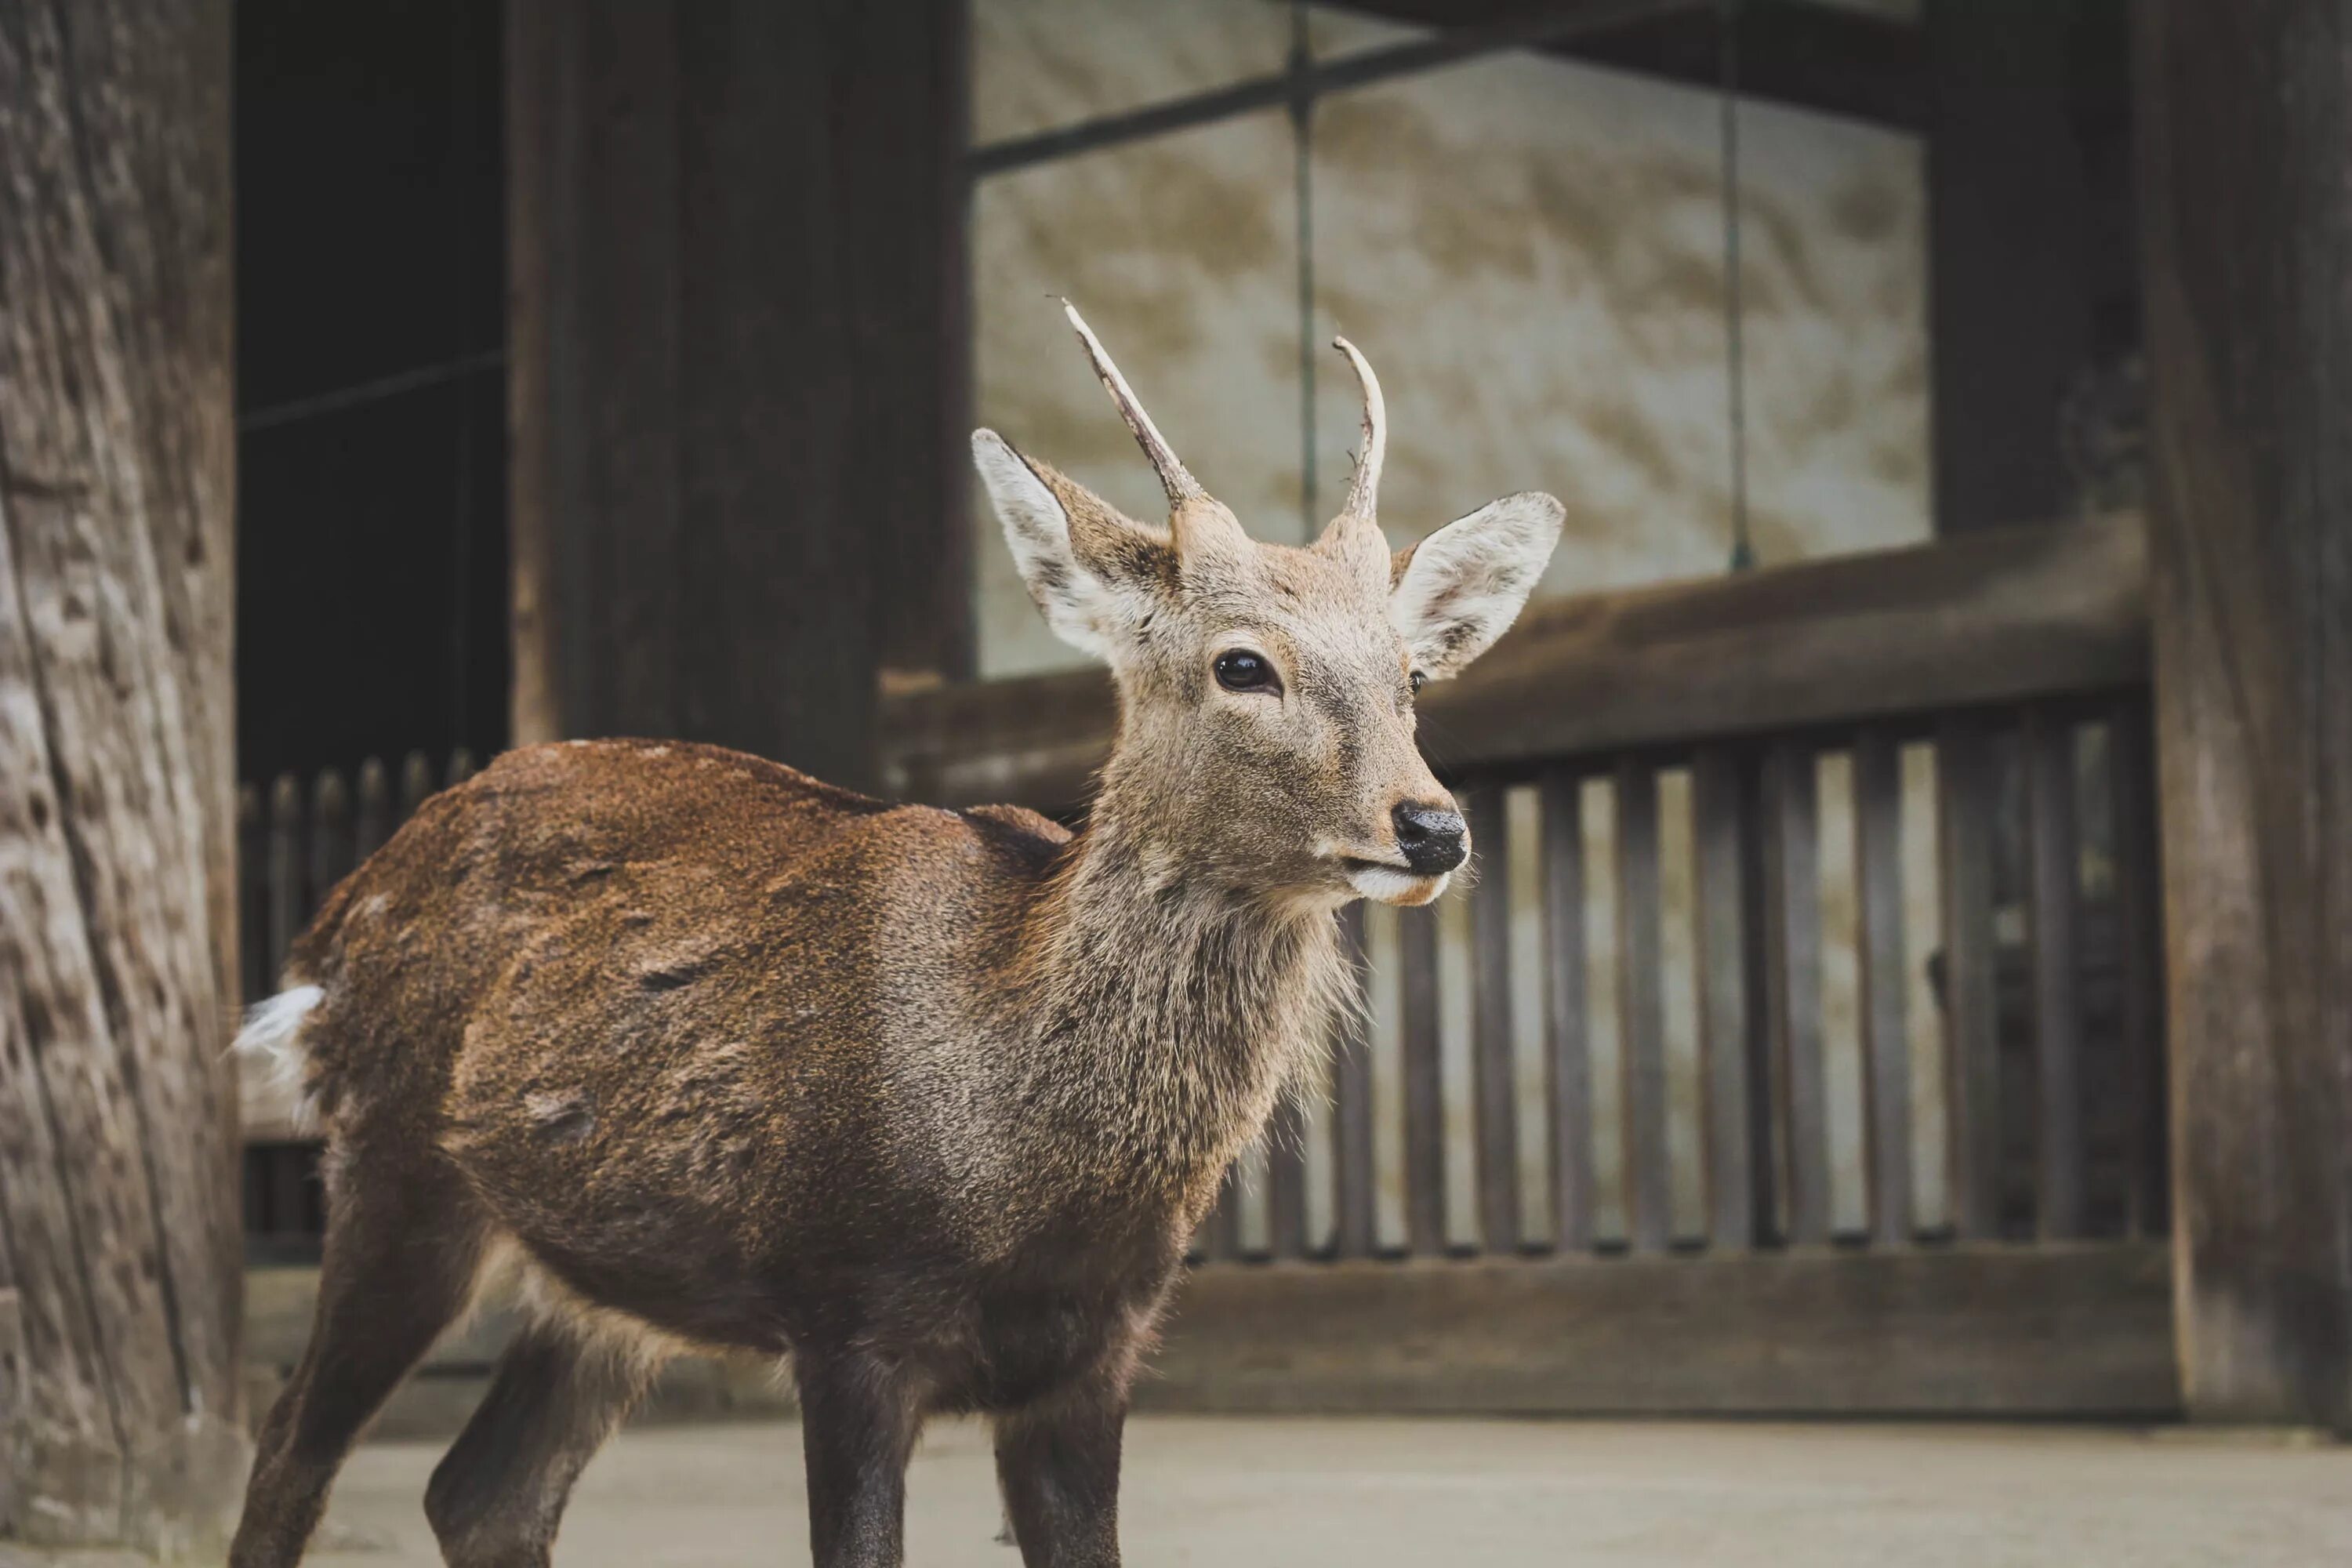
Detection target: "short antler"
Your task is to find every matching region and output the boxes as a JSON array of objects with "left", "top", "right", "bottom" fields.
[
  {"left": 1333, "top": 336, "right": 1385, "bottom": 522},
  {"left": 1062, "top": 299, "right": 1205, "bottom": 506}
]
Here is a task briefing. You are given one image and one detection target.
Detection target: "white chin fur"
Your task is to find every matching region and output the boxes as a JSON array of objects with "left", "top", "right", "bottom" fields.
[{"left": 1348, "top": 865, "right": 1450, "bottom": 906}]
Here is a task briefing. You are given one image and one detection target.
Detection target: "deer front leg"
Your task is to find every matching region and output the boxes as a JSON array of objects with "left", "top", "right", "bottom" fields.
[
  {"left": 993, "top": 1383, "right": 1125, "bottom": 1568},
  {"left": 796, "top": 1350, "right": 924, "bottom": 1568}
]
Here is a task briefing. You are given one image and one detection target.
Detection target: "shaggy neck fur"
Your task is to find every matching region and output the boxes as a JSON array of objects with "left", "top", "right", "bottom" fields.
[{"left": 1007, "top": 761, "right": 1352, "bottom": 1214}]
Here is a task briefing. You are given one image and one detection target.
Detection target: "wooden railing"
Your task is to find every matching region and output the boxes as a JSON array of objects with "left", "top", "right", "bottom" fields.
[
  {"left": 240, "top": 517, "right": 2180, "bottom": 1415},
  {"left": 880, "top": 514, "right": 2176, "bottom": 1414}
]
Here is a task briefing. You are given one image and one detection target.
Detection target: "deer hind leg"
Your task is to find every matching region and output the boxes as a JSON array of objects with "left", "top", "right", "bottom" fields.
[
  {"left": 230, "top": 1152, "right": 489, "bottom": 1568},
  {"left": 796, "top": 1348, "right": 927, "bottom": 1568},
  {"left": 424, "top": 1316, "right": 661, "bottom": 1568},
  {"left": 993, "top": 1378, "right": 1127, "bottom": 1568}
]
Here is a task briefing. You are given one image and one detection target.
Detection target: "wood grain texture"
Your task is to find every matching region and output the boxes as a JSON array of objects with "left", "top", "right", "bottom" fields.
[
  {"left": 1613, "top": 762, "right": 1671, "bottom": 1253},
  {"left": 1762, "top": 744, "right": 1829, "bottom": 1245},
  {"left": 1465, "top": 785, "right": 1520, "bottom": 1253},
  {"left": 1263, "top": 1095, "right": 1308, "bottom": 1261},
  {"left": 1540, "top": 769, "right": 1594, "bottom": 1251},
  {"left": 244, "top": 1244, "right": 2178, "bottom": 1428},
  {"left": 0, "top": 0, "right": 248, "bottom": 1545},
  {"left": 1152, "top": 1244, "right": 2177, "bottom": 1417},
  {"left": 2106, "top": 700, "right": 2168, "bottom": 1237},
  {"left": 2136, "top": 0, "right": 2352, "bottom": 1429},
  {"left": 1690, "top": 747, "right": 1754, "bottom": 1250},
  {"left": 1925, "top": 0, "right": 2092, "bottom": 534},
  {"left": 1330, "top": 904, "right": 1377, "bottom": 1259},
  {"left": 508, "top": 0, "right": 971, "bottom": 783},
  {"left": 1936, "top": 714, "right": 2002, "bottom": 1239},
  {"left": 2023, "top": 706, "right": 2087, "bottom": 1240},
  {"left": 1853, "top": 731, "right": 1915, "bottom": 1244},
  {"left": 882, "top": 517, "right": 2150, "bottom": 812},
  {"left": 1398, "top": 904, "right": 1446, "bottom": 1258}
]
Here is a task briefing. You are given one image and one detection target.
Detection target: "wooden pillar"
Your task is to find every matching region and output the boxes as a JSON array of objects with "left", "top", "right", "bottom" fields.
[
  {"left": 1923, "top": 0, "right": 2094, "bottom": 532},
  {"left": 508, "top": 0, "right": 971, "bottom": 793},
  {"left": 0, "top": 0, "right": 250, "bottom": 1548},
  {"left": 2136, "top": 0, "right": 2352, "bottom": 1430}
]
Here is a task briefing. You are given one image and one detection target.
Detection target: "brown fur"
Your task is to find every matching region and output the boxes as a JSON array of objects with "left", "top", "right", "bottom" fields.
[{"left": 229, "top": 321, "right": 1559, "bottom": 1568}]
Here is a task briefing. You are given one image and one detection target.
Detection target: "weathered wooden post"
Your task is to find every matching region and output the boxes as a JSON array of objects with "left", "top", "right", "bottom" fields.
[
  {"left": 506, "top": 0, "right": 971, "bottom": 791},
  {"left": 0, "top": 0, "right": 249, "bottom": 1550},
  {"left": 2135, "top": 0, "right": 2352, "bottom": 1430}
]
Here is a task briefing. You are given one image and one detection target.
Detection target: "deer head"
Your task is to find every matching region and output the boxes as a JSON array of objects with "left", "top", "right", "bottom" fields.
[{"left": 972, "top": 303, "right": 1563, "bottom": 909}]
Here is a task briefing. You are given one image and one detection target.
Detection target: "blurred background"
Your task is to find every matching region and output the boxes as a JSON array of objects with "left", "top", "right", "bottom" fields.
[{"left": 7, "top": 1, "right": 2350, "bottom": 1561}]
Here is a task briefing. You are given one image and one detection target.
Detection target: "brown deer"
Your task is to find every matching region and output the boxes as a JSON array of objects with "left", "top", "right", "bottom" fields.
[{"left": 227, "top": 306, "right": 1561, "bottom": 1568}]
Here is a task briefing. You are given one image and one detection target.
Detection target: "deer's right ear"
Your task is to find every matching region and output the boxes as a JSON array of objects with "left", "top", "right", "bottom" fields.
[{"left": 972, "top": 430, "right": 1166, "bottom": 660}]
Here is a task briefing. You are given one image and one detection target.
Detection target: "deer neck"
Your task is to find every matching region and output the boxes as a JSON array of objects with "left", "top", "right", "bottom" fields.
[{"left": 1005, "top": 775, "right": 1347, "bottom": 1202}]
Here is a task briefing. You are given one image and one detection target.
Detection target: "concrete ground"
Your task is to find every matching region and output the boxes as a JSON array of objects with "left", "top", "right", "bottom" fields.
[{"left": 308, "top": 1417, "right": 2350, "bottom": 1567}]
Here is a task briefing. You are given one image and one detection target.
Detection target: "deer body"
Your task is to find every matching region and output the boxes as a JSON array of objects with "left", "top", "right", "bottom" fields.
[{"left": 230, "top": 310, "right": 1559, "bottom": 1567}]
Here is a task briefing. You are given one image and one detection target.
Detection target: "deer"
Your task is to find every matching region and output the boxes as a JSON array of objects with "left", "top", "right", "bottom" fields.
[{"left": 227, "top": 304, "right": 1562, "bottom": 1568}]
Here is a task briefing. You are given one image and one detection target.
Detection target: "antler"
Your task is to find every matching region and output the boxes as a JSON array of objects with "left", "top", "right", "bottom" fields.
[
  {"left": 1333, "top": 336, "right": 1385, "bottom": 521},
  {"left": 1062, "top": 299, "right": 1204, "bottom": 506}
]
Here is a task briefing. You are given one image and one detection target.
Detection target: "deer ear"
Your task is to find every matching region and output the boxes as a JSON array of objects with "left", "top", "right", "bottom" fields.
[
  {"left": 972, "top": 430, "right": 1167, "bottom": 659},
  {"left": 1390, "top": 492, "right": 1563, "bottom": 681}
]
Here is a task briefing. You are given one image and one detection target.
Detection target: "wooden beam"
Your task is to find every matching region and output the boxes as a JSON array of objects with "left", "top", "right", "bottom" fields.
[
  {"left": 1324, "top": 0, "right": 1925, "bottom": 132},
  {"left": 1924, "top": 0, "right": 2096, "bottom": 533},
  {"left": 509, "top": 0, "right": 971, "bottom": 788},
  {"left": 0, "top": 0, "right": 248, "bottom": 1546},
  {"left": 1150, "top": 1244, "right": 2176, "bottom": 1416},
  {"left": 884, "top": 514, "right": 2149, "bottom": 813},
  {"left": 2135, "top": 0, "right": 2352, "bottom": 1432},
  {"left": 245, "top": 1245, "right": 2176, "bottom": 1429}
]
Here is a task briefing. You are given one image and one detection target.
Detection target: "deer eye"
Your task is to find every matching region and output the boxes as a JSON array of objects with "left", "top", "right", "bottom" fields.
[
  {"left": 1409, "top": 670, "right": 1427, "bottom": 695},
  {"left": 1214, "top": 650, "right": 1278, "bottom": 694}
]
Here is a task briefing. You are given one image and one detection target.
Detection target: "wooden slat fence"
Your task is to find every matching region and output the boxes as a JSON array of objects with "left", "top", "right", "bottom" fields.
[
  {"left": 1191, "top": 693, "right": 2166, "bottom": 1262},
  {"left": 238, "top": 750, "right": 476, "bottom": 1245},
  {"left": 238, "top": 520, "right": 2180, "bottom": 1414}
]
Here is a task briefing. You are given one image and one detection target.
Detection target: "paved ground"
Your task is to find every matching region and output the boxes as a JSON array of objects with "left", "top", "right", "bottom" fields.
[{"left": 307, "top": 1417, "right": 2348, "bottom": 1567}]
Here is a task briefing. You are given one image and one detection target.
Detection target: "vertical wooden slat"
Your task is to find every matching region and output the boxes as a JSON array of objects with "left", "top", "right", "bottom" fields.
[
  {"left": 1398, "top": 901, "right": 1446, "bottom": 1257},
  {"left": 354, "top": 756, "right": 392, "bottom": 861},
  {"left": 1198, "top": 1165, "right": 1240, "bottom": 1264},
  {"left": 237, "top": 784, "right": 264, "bottom": 1004},
  {"left": 266, "top": 775, "right": 302, "bottom": 978},
  {"left": 1762, "top": 742, "right": 1830, "bottom": 1245},
  {"left": 445, "top": 747, "right": 478, "bottom": 787},
  {"left": 1736, "top": 753, "right": 1780, "bottom": 1243},
  {"left": 308, "top": 770, "right": 352, "bottom": 916},
  {"left": 2024, "top": 705, "right": 2087, "bottom": 1239},
  {"left": 1465, "top": 783, "right": 1520, "bottom": 1253},
  {"left": 1690, "top": 746, "right": 1753, "bottom": 1250},
  {"left": 1853, "top": 730, "right": 1915, "bottom": 1244},
  {"left": 265, "top": 1144, "right": 307, "bottom": 1247},
  {"left": 1615, "top": 760, "right": 1671, "bottom": 1253},
  {"left": 399, "top": 750, "right": 435, "bottom": 818},
  {"left": 1330, "top": 902, "right": 1377, "bottom": 1259},
  {"left": 1936, "top": 714, "right": 2002, "bottom": 1238},
  {"left": 239, "top": 1145, "right": 266, "bottom": 1239},
  {"left": 1541, "top": 768, "right": 1592, "bottom": 1252},
  {"left": 1263, "top": 1096, "right": 1308, "bottom": 1261},
  {"left": 2107, "top": 699, "right": 2168, "bottom": 1236}
]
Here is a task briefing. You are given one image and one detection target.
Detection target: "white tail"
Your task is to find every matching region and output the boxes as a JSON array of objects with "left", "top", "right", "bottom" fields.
[{"left": 231, "top": 984, "right": 324, "bottom": 1133}]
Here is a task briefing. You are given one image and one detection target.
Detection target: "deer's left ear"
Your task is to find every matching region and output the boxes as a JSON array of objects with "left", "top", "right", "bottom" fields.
[{"left": 1390, "top": 492, "right": 1563, "bottom": 681}]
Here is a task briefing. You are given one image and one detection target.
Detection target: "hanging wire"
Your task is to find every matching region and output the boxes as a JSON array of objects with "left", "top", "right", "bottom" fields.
[
  {"left": 1718, "top": 0, "right": 1754, "bottom": 572},
  {"left": 1290, "top": 2, "right": 1319, "bottom": 535}
]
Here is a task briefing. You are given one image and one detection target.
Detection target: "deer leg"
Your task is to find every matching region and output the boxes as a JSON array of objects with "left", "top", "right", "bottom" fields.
[
  {"left": 230, "top": 1163, "right": 487, "bottom": 1568},
  {"left": 795, "top": 1350, "right": 925, "bottom": 1568},
  {"left": 423, "top": 1319, "right": 660, "bottom": 1568},
  {"left": 993, "top": 1382, "right": 1126, "bottom": 1568}
]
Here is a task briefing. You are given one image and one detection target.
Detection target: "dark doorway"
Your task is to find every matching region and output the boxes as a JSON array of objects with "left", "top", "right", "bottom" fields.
[{"left": 234, "top": 0, "right": 508, "bottom": 784}]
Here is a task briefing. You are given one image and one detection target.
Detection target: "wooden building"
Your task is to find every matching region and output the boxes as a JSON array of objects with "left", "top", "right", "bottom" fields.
[{"left": 5, "top": 0, "right": 2349, "bottom": 1551}]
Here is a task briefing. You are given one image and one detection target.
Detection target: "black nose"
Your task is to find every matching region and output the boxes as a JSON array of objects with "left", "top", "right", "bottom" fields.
[{"left": 1392, "top": 802, "right": 1468, "bottom": 876}]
